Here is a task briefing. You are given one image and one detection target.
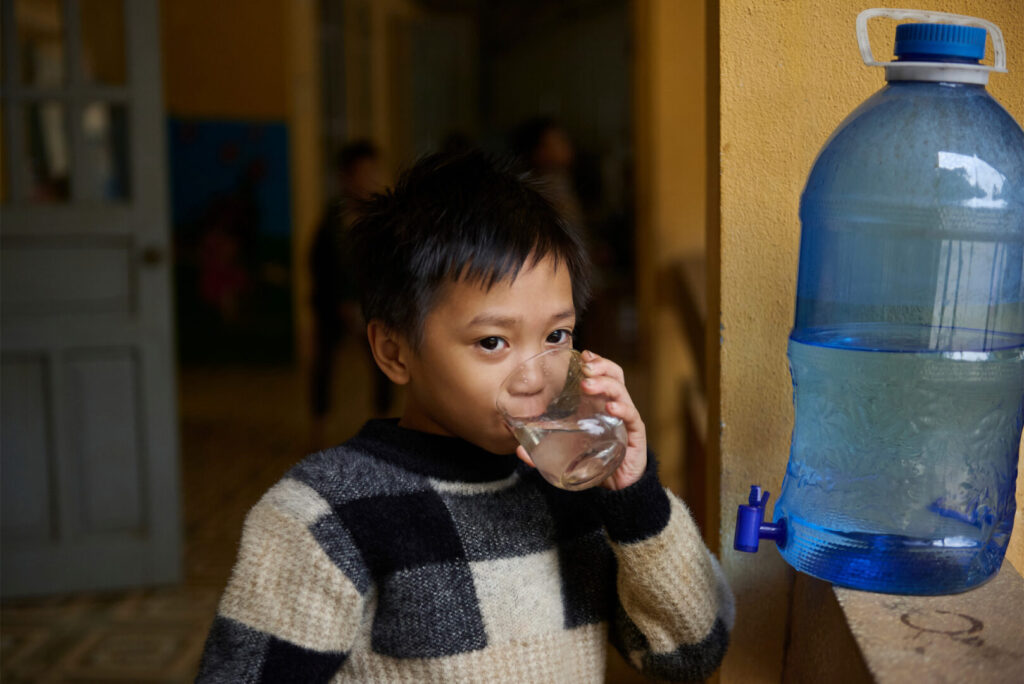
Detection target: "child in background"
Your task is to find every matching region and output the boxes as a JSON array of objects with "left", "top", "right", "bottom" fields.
[
  {"left": 309, "top": 140, "right": 390, "bottom": 448},
  {"left": 197, "top": 151, "right": 734, "bottom": 683}
]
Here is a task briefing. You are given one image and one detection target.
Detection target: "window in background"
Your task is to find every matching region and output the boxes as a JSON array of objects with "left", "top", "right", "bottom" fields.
[
  {"left": 79, "top": 0, "right": 125, "bottom": 85},
  {"left": 3, "top": 0, "right": 129, "bottom": 204},
  {"left": 16, "top": 0, "right": 65, "bottom": 87},
  {"left": 80, "top": 100, "right": 129, "bottom": 201}
]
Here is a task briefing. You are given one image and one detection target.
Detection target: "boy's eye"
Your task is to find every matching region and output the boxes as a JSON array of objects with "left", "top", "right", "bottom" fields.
[
  {"left": 546, "top": 329, "right": 573, "bottom": 345},
  {"left": 478, "top": 336, "right": 507, "bottom": 352}
]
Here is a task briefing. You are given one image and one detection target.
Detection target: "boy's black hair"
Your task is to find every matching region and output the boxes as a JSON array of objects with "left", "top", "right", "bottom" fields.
[{"left": 347, "top": 150, "right": 592, "bottom": 345}]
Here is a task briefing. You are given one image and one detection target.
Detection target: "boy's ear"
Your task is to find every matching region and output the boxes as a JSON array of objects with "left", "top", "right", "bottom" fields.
[{"left": 366, "top": 320, "right": 411, "bottom": 385}]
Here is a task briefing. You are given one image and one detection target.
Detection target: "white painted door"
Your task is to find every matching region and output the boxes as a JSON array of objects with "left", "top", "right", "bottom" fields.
[{"left": 1, "top": 0, "right": 181, "bottom": 596}]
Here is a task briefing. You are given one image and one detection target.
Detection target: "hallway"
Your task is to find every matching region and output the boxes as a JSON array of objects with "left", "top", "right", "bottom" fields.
[{"left": 1, "top": 339, "right": 378, "bottom": 682}]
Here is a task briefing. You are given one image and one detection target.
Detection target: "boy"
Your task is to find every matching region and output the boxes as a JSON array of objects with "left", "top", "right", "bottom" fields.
[{"left": 197, "top": 152, "right": 734, "bottom": 682}]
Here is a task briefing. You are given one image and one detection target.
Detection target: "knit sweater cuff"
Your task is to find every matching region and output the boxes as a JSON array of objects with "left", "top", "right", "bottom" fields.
[{"left": 587, "top": 450, "right": 671, "bottom": 544}]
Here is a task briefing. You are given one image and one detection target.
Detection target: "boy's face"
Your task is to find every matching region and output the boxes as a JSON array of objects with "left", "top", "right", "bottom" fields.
[{"left": 399, "top": 255, "right": 576, "bottom": 454}]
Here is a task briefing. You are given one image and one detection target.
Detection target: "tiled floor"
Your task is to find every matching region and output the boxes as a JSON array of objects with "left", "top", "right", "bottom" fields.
[{"left": 1, "top": 339, "right": 380, "bottom": 682}]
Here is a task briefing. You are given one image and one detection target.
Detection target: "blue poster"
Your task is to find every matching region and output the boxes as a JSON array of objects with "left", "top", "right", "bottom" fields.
[{"left": 168, "top": 119, "right": 294, "bottom": 363}]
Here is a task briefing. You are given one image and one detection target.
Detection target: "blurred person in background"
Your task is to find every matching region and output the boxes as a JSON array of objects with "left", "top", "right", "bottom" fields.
[
  {"left": 512, "top": 117, "right": 629, "bottom": 354},
  {"left": 511, "top": 117, "right": 585, "bottom": 232},
  {"left": 309, "top": 140, "right": 390, "bottom": 447}
]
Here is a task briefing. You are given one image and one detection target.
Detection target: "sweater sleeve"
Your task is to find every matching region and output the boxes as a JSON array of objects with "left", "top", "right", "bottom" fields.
[
  {"left": 196, "top": 478, "right": 367, "bottom": 683},
  {"left": 588, "top": 454, "right": 735, "bottom": 682}
]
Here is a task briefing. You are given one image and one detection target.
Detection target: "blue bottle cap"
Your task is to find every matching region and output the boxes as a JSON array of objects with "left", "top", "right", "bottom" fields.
[{"left": 894, "top": 23, "right": 987, "bottom": 62}]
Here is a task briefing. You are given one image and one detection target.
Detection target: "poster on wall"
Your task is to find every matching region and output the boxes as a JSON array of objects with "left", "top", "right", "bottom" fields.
[{"left": 168, "top": 119, "right": 294, "bottom": 364}]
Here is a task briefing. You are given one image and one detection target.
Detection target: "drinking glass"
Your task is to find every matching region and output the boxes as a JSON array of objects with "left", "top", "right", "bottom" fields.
[{"left": 496, "top": 348, "right": 627, "bottom": 490}]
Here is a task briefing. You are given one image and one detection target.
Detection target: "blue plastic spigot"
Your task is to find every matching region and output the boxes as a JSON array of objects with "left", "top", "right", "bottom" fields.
[{"left": 734, "top": 485, "right": 786, "bottom": 552}]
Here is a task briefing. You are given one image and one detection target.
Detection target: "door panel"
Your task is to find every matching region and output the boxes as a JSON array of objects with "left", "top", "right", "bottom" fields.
[
  {"left": 1, "top": 237, "right": 135, "bottom": 314},
  {"left": 1, "top": 356, "right": 54, "bottom": 541},
  {"left": 65, "top": 350, "right": 144, "bottom": 535}
]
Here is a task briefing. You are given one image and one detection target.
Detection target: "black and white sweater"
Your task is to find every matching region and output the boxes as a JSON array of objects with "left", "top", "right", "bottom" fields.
[{"left": 197, "top": 419, "right": 734, "bottom": 683}]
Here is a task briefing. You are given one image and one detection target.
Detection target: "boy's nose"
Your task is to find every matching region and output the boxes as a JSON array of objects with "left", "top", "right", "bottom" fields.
[{"left": 506, "top": 365, "right": 545, "bottom": 397}]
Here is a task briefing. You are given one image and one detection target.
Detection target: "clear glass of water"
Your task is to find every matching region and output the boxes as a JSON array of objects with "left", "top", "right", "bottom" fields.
[{"left": 496, "top": 348, "right": 627, "bottom": 490}]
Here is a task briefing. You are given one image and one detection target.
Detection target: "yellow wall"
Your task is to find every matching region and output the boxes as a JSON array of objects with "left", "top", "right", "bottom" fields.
[
  {"left": 161, "top": 0, "right": 289, "bottom": 120},
  {"left": 633, "top": 0, "right": 707, "bottom": 498},
  {"left": 342, "top": 0, "right": 418, "bottom": 182},
  {"left": 714, "top": 2, "right": 1024, "bottom": 682},
  {"left": 160, "top": 0, "right": 323, "bottom": 368},
  {"left": 286, "top": 1, "right": 325, "bottom": 370}
]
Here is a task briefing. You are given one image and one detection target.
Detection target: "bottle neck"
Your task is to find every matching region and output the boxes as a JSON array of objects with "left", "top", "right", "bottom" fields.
[
  {"left": 885, "top": 61, "right": 990, "bottom": 85},
  {"left": 896, "top": 53, "right": 980, "bottom": 65},
  {"left": 884, "top": 79, "right": 984, "bottom": 90}
]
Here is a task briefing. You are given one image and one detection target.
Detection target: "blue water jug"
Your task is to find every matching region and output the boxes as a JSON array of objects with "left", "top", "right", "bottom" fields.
[{"left": 735, "top": 9, "right": 1024, "bottom": 595}]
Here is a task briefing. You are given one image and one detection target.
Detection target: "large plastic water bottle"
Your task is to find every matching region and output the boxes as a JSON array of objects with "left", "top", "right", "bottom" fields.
[{"left": 736, "top": 9, "right": 1024, "bottom": 595}]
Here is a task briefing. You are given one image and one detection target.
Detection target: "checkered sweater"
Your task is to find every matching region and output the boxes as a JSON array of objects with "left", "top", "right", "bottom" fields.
[{"left": 197, "top": 419, "right": 734, "bottom": 683}]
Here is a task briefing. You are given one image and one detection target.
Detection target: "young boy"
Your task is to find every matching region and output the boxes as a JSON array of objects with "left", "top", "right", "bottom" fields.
[{"left": 197, "top": 152, "right": 734, "bottom": 682}]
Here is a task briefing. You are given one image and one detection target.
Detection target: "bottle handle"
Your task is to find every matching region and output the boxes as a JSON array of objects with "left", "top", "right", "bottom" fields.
[{"left": 856, "top": 8, "right": 1007, "bottom": 73}]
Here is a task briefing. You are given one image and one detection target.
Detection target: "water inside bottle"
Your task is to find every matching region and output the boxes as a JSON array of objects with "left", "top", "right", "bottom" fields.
[{"left": 776, "top": 325, "right": 1024, "bottom": 594}]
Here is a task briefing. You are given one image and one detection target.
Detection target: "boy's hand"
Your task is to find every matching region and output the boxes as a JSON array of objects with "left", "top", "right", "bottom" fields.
[
  {"left": 514, "top": 349, "right": 647, "bottom": 491},
  {"left": 578, "top": 350, "right": 647, "bottom": 490}
]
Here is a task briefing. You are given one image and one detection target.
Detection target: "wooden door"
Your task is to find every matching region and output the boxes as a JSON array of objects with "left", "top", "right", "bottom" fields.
[{"left": 0, "top": 0, "right": 181, "bottom": 596}]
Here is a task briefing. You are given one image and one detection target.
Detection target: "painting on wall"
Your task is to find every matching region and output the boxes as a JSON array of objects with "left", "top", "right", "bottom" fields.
[{"left": 168, "top": 119, "right": 294, "bottom": 364}]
